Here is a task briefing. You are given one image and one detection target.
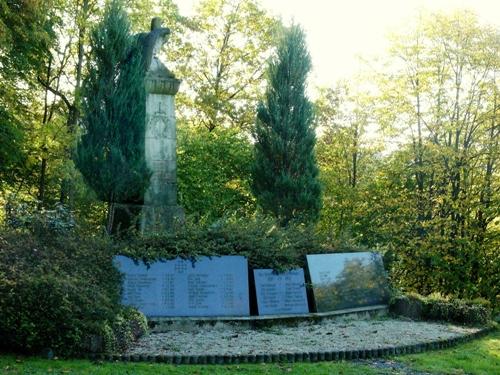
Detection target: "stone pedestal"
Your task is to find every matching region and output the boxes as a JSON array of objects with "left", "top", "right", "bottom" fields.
[{"left": 141, "top": 74, "right": 184, "bottom": 232}]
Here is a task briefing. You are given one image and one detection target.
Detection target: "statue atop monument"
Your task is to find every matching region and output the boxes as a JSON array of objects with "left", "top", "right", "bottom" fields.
[{"left": 136, "top": 17, "right": 175, "bottom": 78}]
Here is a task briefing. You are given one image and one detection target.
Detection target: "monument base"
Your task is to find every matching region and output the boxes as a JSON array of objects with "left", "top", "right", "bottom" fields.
[
  {"left": 140, "top": 204, "right": 185, "bottom": 233},
  {"left": 148, "top": 305, "right": 389, "bottom": 332}
]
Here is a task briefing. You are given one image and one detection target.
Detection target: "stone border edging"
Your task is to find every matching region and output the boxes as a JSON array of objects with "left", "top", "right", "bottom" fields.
[{"left": 83, "top": 326, "right": 495, "bottom": 365}]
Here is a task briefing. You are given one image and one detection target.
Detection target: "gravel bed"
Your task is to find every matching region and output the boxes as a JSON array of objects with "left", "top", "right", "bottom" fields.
[{"left": 126, "top": 318, "right": 480, "bottom": 356}]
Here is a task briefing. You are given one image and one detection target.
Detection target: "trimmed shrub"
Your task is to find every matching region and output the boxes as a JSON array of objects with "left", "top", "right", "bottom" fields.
[
  {"left": 389, "top": 293, "right": 424, "bottom": 320},
  {"left": 122, "top": 307, "right": 148, "bottom": 340},
  {"left": 390, "top": 292, "right": 491, "bottom": 325},
  {"left": 0, "top": 227, "right": 125, "bottom": 356},
  {"left": 425, "top": 298, "right": 491, "bottom": 325}
]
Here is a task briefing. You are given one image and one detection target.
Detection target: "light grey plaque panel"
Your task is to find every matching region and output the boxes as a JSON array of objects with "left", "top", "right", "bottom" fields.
[
  {"left": 114, "top": 255, "right": 249, "bottom": 317},
  {"left": 254, "top": 269, "right": 309, "bottom": 315}
]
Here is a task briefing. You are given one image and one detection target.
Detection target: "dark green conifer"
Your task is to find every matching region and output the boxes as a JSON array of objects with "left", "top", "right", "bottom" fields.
[
  {"left": 75, "top": 0, "right": 149, "bottom": 208},
  {"left": 252, "top": 24, "right": 321, "bottom": 225}
]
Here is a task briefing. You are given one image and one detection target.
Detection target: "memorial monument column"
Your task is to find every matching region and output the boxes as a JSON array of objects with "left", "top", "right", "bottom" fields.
[{"left": 139, "top": 18, "right": 184, "bottom": 232}]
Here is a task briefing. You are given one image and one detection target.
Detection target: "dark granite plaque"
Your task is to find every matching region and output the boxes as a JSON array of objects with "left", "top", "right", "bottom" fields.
[
  {"left": 114, "top": 255, "right": 249, "bottom": 317},
  {"left": 306, "top": 252, "right": 390, "bottom": 312},
  {"left": 254, "top": 269, "right": 309, "bottom": 315}
]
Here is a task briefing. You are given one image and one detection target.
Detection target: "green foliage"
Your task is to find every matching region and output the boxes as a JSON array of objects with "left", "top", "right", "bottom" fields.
[
  {"left": 0, "top": 0, "right": 58, "bottom": 191},
  {"left": 5, "top": 199, "right": 76, "bottom": 235},
  {"left": 400, "top": 329, "right": 500, "bottom": 375},
  {"left": 389, "top": 293, "right": 425, "bottom": 320},
  {"left": 102, "top": 307, "right": 147, "bottom": 353},
  {"left": 122, "top": 307, "right": 148, "bottom": 341},
  {"left": 371, "top": 11, "right": 500, "bottom": 303},
  {"left": 177, "top": 0, "right": 279, "bottom": 131},
  {"left": 177, "top": 125, "right": 255, "bottom": 220},
  {"left": 1, "top": 0, "right": 498, "bottom": 321},
  {"left": 0, "top": 227, "right": 122, "bottom": 356},
  {"left": 425, "top": 295, "right": 491, "bottom": 326},
  {"left": 380, "top": 147, "right": 500, "bottom": 303},
  {"left": 126, "top": 0, "right": 182, "bottom": 34},
  {"left": 0, "top": 106, "right": 25, "bottom": 189},
  {"left": 312, "top": 12, "right": 499, "bottom": 305},
  {"left": 252, "top": 24, "right": 321, "bottom": 225},
  {"left": 0, "top": 0, "right": 57, "bottom": 81},
  {"left": 75, "top": 0, "right": 149, "bottom": 204},
  {"left": 120, "top": 215, "right": 343, "bottom": 272},
  {"left": 314, "top": 83, "right": 383, "bottom": 243},
  {"left": 390, "top": 293, "right": 492, "bottom": 325}
]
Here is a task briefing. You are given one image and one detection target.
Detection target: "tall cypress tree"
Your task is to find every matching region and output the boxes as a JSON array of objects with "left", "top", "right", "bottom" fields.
[
  {"left": 252, "top": 24, "right": 321, "bottom": 225},
  {"left": 75, "top": 0, "right": 149, "bottom": 211}
]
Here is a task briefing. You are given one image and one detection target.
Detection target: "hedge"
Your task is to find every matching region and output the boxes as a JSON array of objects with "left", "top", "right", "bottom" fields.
[
  {"left": 390, "top": 293, "right": 491, "bottom": 325},
  {"left": 0, "top": 227, "right": 145, "bottom": 356}
]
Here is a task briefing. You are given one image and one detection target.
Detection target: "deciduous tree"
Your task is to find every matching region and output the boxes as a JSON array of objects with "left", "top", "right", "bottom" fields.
[
  {"left": 374, "top": 11, "right": 499, "bottom": 300},
  {"left": 178, "top": 0, "right": 278, "bottom": 131}
]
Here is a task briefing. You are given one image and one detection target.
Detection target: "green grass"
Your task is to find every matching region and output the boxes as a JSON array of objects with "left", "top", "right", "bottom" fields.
[
  {"left": 1, "top": 330, "right": 498, "bottom": 375},
  {"left": 400, "top": 329, "right": 500, "bottom": 375},
  {"left": 0, "top": 357, "right": 380, "bottom": 375}
]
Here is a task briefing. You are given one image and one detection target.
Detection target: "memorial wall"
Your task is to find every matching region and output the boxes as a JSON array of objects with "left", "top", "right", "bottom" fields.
[{"left": 114, "top": 252, "right": 389, "bottom": 317}]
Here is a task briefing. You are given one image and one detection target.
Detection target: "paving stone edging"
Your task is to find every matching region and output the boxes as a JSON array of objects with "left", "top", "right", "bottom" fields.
[{"left": 84, "top": 326, "right": 495, "bottom": 364}]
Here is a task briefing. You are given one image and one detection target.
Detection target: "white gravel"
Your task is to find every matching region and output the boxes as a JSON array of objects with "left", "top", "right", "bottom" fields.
[{"left": 126, "top": 318, "right": 480, "bottom": 356}]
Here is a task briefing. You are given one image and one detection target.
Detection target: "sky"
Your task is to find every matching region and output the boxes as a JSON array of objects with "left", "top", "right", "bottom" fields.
[{"left": 175, "top": 0, "right": 500, "bottom": 88}]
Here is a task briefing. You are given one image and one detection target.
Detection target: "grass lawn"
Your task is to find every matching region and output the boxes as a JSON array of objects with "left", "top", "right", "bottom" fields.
[
  {"left": 399, "top": 328, "right": 500, "bottom": 375},
  {"left": 1, "top": 329, "right": 498, "bottom": 375},
  {"left": 0, "top": 358, "right": 381, "bottom": 375}
]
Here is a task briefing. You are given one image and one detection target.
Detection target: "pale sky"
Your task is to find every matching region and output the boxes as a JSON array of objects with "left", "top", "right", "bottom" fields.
[{"left": 175, "top": 0, "right": 500, "bottom": 88}]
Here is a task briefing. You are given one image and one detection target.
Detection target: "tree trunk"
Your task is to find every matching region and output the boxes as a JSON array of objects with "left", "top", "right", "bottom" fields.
[
  {"left": 37, "top": 56, "right": 53, "bottom": 207},
  {"left": 60, "top": 0, "right": 89, "bottom": 205}
]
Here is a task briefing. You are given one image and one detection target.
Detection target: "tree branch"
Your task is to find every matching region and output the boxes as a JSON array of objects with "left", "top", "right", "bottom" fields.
[{"left": 37, "top": 76, "right": 74, "bottom": 112}]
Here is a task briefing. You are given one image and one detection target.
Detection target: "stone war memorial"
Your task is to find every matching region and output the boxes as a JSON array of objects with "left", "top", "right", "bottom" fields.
[
  {"left": 114, "top": 19, "right": 392, "bottom": 320},
  {"left": 3, "top": 2, "right": 495, "bottom": 367},
  {"left": 139, "top": 17, "right": 184, "bottom": 232},
  {"left": 116, "top": 251, "right": 390, "bottom": 318}
]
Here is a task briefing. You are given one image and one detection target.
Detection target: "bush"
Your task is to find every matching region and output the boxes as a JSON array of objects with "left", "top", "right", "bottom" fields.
[
  {"left": 390, "top": 292, "right": 491, "bottom": 325},
  {"left": 424, "top": 297, "right": 491, "bottom": 325},
  {"left": 5, "top": 199, "right": 76, "bottom": 235},
  {"left": 389, "top": 293, "right": 424, "bottom": 320},
  {"left": 102, "top": 307, "right": 148, "bottom": 353},
  {"left": 0, "top": 226, "right": 124, "bottom": 356}
]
